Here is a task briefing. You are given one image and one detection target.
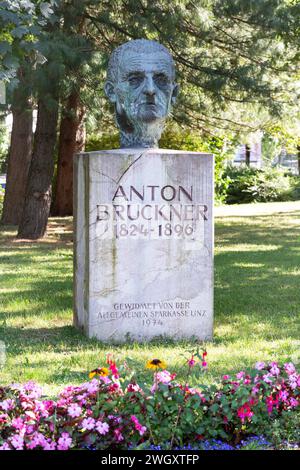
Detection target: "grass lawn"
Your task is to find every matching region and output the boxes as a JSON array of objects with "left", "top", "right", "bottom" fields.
[{"left": 0, "top": 201, "right": 299, "bottom": 397}]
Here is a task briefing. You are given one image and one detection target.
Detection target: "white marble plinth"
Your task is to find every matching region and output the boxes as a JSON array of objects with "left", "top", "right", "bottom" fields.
[{"left": 74, "top": 149, "right": 214, "bottom": 343}]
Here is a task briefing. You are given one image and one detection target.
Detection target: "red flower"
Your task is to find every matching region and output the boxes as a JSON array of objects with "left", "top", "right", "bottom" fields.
[
  {"left": 188, "top": 355, "right": 196, "bottom": 367},
  {"left": 107, "top": 354, "right": 119, "bottom": 379},
  {"left": 237, "top": 403, "right": 254, "bottom": 423}
]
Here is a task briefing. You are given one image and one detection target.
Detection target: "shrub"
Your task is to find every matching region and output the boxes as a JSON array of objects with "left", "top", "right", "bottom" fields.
[
  {"left": 219, "top": 165, "right": 299, "bottom": 204},
  {"left": 0, "top": 356, "right": 298, "bottom": 450}
]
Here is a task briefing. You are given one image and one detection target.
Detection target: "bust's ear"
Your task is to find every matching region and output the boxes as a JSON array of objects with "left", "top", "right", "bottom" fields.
[
  {"left": 171, "top": 83, "right": 179, "bottom": 105},
  {"left": 104, "top": 81, "right": 116, "bottom": 103}
]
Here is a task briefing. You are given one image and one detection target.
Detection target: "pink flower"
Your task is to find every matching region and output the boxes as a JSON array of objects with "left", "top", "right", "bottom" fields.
[
  {"left": 255, "top": 362, "right": 265, "bottom": 370},
  {"left": 131, "top": 415, "right": 147, "bottom": 436},
  {"left": 43, "top": 440, "right": 56, "bottom": 450},
  {"left": 20, "top": 381, "right": 42, "bottom": 399},
  {"left": 284, "top": 363, "right": 296, "bottom": 375},
  {"left": 289, "top": 398, "right": 298, "bottom": 408},
  {"left": 114, "top": 428, "right": 124, "bottom": 442},
  {"left": 266, "top": 395, "right": 279, "bottom": 414},
  {"left": 0, "top": 442, "right": 12, "bottom": 450},
  {"left": 109, "top": 382, "right": 121, "bottom": 392},
  {"left": 223, "top": 375, "right": 230, "bottom": 380},
  {"left": 202, "top": 361, "right": 207, "bottom": 368},
  {"left": 188, "top": 355, "right": 196, "bottom": 367},
  {"left": 10, "top": 434, "right": 24, "bottom": 450},
  {"left": 11, "top": 417, "right": 25, "bottom": 430},
  {"left": 279, "top": 390, "right": 289, "bottom": 402},
  {"left": 0, "top": 443, "right": 11, "bottom": 450},
  {"left": 99, "top": 376, "right": 111, "bottom": 385},
  {"left": 288, "top": 373, "right": 299, "bottom": 389},
  {"left": 270, "top": 362, "right": 280, "bottom": 376},
  {"left": 95, "top": 421, "right": 109, "bottom": 435},
  {"left": 81, "top": 417, "right": 95, "bottom": 430},
  {"left": 84, "top": 380, "right": 99, "bottom": 394},
  {"left": 67, "top": 403, "right": 82, "bottom": 418},
  {"left": 236, "top": 371, "right": 245, "bottom": 379},
  {"left": 263, "top": 374, "right": 273, "bottom": 384},
  {"left": 26, "top": 433, "right": 47, "bottom": 450},
  {"left": 0, "top": 399, "right": 15, "bottom": 411},
  {"left": 57, "top": 432, "right": 72, "bottom": 451},
  {"left": 156, "top": 370, "right": 175, "bottom": 384},
  {"left": 127, "top": 383, "right": 142, "bottom": 393}
]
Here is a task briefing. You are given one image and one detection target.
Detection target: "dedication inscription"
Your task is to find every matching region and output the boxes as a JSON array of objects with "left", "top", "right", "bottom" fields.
[{"left": 74, "top": 148, "right": 214, "bottom": 342}]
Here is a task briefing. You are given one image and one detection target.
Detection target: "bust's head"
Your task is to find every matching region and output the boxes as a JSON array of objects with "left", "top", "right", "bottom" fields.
[{"left": 105, "top": 39, "right": 178, "bottom": 148}]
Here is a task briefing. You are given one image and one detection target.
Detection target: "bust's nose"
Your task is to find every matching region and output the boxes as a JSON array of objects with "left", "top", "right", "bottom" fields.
[{"left": 143, "top": 74, "right": 155, "bottom": 97}]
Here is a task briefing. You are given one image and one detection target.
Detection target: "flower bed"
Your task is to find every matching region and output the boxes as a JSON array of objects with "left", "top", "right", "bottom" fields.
[{"left": 0, "top": 354, "right": 299, "bottom": 450}]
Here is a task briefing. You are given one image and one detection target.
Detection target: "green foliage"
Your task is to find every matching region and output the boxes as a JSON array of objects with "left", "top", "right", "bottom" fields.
[
  {"left": 0, "top": 1, "right": 59, "bottom": 81},
  {"left": 219, "top": 165, "right": 300, "bottom": 204},
  {"left": 262, "top": 409, "right": 300, "bottom": 449},
  {"left": 85, "top": 133, "right": 119, "bottom": 151}
]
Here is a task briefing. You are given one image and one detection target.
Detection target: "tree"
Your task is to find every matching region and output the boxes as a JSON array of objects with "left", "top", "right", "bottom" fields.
[
  {"left": 52, "top": 2, "right": 92, "bottom": 216},
  {"left": 1, "top": 72, "right": 33, "bottom": 225},
  {"left": 53, "top": 90, "right": 86, "bottom": 216},
  {"left": 0, "top": 0, "right": 59, "bottom": 226},
  {"left": 85, "top": 0, "right": 299, "bottom": 133},
  {"left": 17, "top": 1, "right": 91, "bottom": 236}
]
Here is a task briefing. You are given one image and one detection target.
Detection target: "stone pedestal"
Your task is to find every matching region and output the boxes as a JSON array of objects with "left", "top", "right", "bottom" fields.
[{"left": 74, "top": 149, "right": 214, "bottom": 343}]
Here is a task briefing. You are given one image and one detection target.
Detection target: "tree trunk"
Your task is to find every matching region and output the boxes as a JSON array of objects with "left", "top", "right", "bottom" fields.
[
  {"left": 1, "top": 88, "right": 33, "bottom": 225},
  {"left": 297, "top": 144, "right": 300, "bottom": 176},
  {"left": 52, "top": 91, "right": 86, "bottom": 216},
  {"left": 17, "top": 98, "right": 59, "bottom": 239},
  {"left": 245, "top": 144, "right": 251, "bottom": 167}
]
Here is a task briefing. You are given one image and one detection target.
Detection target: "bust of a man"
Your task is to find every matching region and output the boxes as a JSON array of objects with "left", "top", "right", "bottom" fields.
[{"left": 104, "top": 39, "right": 178, "bottom": 148}]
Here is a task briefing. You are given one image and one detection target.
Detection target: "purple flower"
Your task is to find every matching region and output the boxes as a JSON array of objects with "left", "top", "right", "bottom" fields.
[
  {"left": 289, "top": 398, "right": 298, "bottom": 408},
  {"left": 81, "top": 417, "right": 95, "bottom": 430},
  {"left": 288, "top": 373, "right": 298, "bottom": 389},
  {"left": 0, "top": 399, "right": 15, "bottom": 411},
  {"left": 10, "top": 434, "right": 24, "bottom": 450},
  {"left": 83, "top": 380, "right": 99, "bottom": 394},
  {"left": 284, "top": 363, "right": 296, "bottom": 376},
  {"left": 57, "top": 433, "right": 72, "bottom": 451},
  {"left": 279, "top": 390, "right": 289, "bottom": 402},
  {"left": 0, "top": 442, "right": 11, "bottom": 450},
  {"left": 236, "top": 371, "right": 245, "bottom": 379},
  {"left": 262, "top": 373, "right": 273, "bottom": 384},
  {"left": 95, "top": 421, "right": 109, "bottom": 435},
  {"left": 67, "top": 403, "right": 82, "bottom": 418},
  {"left": 255, "top": 362, "right": 265, "bottom": 370},
  {"left": 270, "top": 362, "right": 280, "bottom": 376},
  {"left": 26, "top": 433, "right": 47, "bottom": 450},
  {"left": 43, "top": 440, "right": 56, "bottom": 450},
  {"left": 11, "top": 417, "right": 25, "bottom": 430}
]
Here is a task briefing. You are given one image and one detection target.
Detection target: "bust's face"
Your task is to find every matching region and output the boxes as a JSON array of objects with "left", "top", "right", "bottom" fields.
[{"left": 106, "top": 50, "right": 178, "bottom": 126}]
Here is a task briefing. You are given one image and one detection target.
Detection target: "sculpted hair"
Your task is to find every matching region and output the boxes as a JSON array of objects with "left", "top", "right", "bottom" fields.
[{"left": 106, "top": 39, "right": 176, "bottom": 83}]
